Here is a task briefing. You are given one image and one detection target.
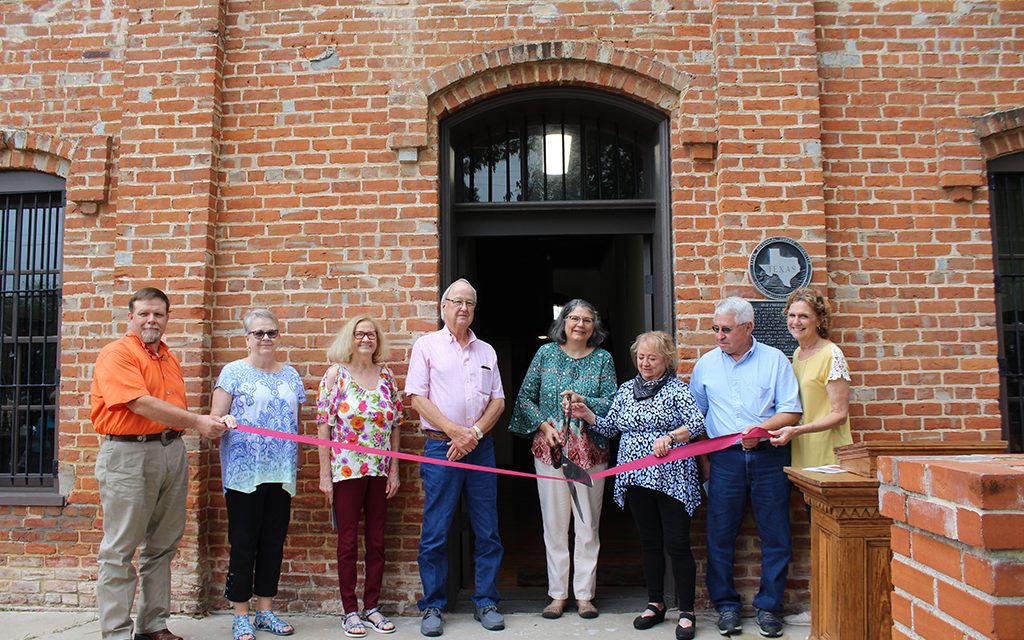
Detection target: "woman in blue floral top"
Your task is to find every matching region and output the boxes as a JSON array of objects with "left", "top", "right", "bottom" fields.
[
  {"left": 509, "top": 299, "right": 616, "bottom": 620},
  {"left": 316, "top": 316, "right": 403, "bottom": 638},
  {"left": 571, "top": 331, "right": 706, "bottom": 640},
  {"left": 212, "top": 309, "right": 306, "bottom": 640}
]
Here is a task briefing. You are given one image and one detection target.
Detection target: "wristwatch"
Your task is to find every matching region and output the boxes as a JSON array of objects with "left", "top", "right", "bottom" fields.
[
  {"left": 668, "top": 432, "right": 679, "bottom": 443},
  {"left": 471, "top": 425, "right": 484, "bottom": 441}
]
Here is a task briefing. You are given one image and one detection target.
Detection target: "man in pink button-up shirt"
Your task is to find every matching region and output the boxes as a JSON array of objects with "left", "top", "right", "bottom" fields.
[{"left": 405, "top": 279, "right": 506, "bottom": 636}]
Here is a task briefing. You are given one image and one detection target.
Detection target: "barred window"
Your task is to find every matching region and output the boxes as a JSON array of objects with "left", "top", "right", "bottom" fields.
[
  {"left": 990, "top": 152, "right": 1024, "bottom": 454},
  {"left": 0, "top": 171, "right": 64, "bottom": 491},
  {"left": 452, "top": 103, "right": 651, "bottom": 204}
]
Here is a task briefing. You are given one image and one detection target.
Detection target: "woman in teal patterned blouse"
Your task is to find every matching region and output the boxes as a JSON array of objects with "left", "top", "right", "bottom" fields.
[{"left": 509, "top": 299, "right": 617, "bottom": 620}]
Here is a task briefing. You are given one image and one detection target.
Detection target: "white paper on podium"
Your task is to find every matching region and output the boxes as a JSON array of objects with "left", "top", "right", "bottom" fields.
[{"left": 801, "top": 464, "right": 845, "bottom": 474}]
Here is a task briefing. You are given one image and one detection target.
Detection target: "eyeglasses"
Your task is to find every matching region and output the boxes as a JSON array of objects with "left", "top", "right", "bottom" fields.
[
  {"left": 567, "top": 315, "right": 594, "bottom": 325},
  {"left": 248, "top": 330, "right": 280, "bottom": 340},
  {"left": 445, "top": 298, "right": 476, "bottom": 309},
  {"left": 354, "top": 331, "right": 377, "bottom": 341},
  {"left": 711, "top": 323, "right": 747, "bottom": 335}
]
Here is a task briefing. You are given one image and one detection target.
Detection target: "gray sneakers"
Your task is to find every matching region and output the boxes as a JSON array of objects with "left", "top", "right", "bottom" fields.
[
  {"left": 420, "top": 607, "right": 444, "bottom": 637},
  {"left": 420, "top": 604, "right": 503, "bottom": 635},
  {"left": 474, "top": 604, "right": 505, "bottom": 631}
]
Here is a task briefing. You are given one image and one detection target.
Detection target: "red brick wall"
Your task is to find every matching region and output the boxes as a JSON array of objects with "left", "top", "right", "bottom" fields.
[
  {"left": 0, "top": 0, "right": 1020, "bottom": 614},
  {"left": 879, "top": 455, "right": 1024, "bottom": 639},
  {"left": 815, "top": 1, "right": 1012, "bottom": 438}
]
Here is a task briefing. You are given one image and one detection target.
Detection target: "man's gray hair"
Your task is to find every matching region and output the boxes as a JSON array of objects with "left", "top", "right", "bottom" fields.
[
  {"left": 714, "top": 297, "right": 754, "bottom": 324},
  {"left": 242, "top": 308, "right": 279, "bottom": 331},
  {"left": 439, "top": 278, "right": 478, "bottom": 319}
]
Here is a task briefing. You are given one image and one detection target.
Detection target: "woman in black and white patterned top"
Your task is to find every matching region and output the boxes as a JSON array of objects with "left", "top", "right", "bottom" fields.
[{"left": 570, "top": 331, "right": 706, "bottom": 640}]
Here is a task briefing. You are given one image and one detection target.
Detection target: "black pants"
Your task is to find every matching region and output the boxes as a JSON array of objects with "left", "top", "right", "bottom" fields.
[
  {"left": 626, "top": 485, "right": 696, "bottom": 611},
  {"left": 225, "top": 483, "right": 292, "bottom": 603}
]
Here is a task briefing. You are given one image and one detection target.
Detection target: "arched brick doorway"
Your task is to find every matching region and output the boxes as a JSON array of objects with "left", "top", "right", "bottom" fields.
[{"left": 438, "top": 87, "right": 672, "bottom": 609}]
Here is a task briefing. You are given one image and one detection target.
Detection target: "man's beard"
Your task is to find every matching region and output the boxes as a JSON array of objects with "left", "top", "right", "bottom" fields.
[{"left": 139, "top": 328, "right": 162, "bottom": 345}]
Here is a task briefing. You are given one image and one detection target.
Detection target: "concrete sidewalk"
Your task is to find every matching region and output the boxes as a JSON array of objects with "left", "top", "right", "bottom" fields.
[{"left": 1, "top": 609, "right": 809, "bottom": 640}]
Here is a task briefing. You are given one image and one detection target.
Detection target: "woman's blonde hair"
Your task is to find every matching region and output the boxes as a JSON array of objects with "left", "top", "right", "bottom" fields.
[
  {"left": 629, "top": 331, "right": 679, "bottom": 373},
  {"left": 784, "top": 287, "right": 832, "bottom": 339},
  {"left": 326, "top": 315, "right": 388, "bottom": 365}
]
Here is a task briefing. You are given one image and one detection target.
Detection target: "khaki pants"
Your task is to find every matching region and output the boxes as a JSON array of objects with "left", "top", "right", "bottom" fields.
[
  {"left": 95, "top": 437, "right": 187, "bottom": 640},
  {"left": 534, "top": 458, "right": 607, "bottom": 601}
]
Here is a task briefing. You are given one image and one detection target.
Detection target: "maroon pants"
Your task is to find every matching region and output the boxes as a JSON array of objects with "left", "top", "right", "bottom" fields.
[{"left": 333, "top": 476, "right": 388, "bottom": 613}]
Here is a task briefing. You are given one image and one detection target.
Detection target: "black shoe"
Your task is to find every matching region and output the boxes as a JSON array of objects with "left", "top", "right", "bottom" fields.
[
  {"left": 675, "top": 612, "right": 696, "bottom": 640},
  {"left": 633, "top": 603, "right": 666, "bottom": 630},
  {"left": 717, "top": 610, "right": 742, "bottom": 636},
  {"left": 756, "top": 609, "right": 784, "bottom": 638}
]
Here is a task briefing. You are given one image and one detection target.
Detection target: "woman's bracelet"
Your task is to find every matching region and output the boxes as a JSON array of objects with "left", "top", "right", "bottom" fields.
[{"left": 668, "top": 432, "right": 678, "bottom": 443}]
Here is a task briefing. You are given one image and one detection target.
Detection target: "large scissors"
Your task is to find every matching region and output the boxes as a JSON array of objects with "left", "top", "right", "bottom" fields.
[{"left": 550, "top": 396, "right": 594, "bottom": 523}]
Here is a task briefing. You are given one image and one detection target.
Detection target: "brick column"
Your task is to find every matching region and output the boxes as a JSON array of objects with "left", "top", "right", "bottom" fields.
[
  {"left": 709, "top": 0, "right": 826, "bottom": 609},
  {"left": 879, "top": 455, "right": 1024, "bottom": 639},
  {"left": 711, "top": 0, "right": 826, "bottom": 290},
  {"left": 116, "top": 0, "right": 226, "bottom": 613}
]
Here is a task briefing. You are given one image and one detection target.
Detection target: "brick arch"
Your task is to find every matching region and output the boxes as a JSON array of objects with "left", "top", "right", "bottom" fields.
[
  {"left": 0, "top": 128, "right": 75, "bottom": 176},
  {"left": 0, "top": 127, "right": 112, "bottom": 211},
  {"left": 973, "top": 106, "right": 1024, "bottom": 162},
  {"left": 933, "top": 108, "right": 1024, "bottom": 202},
  {"left": 387, "top": 42, "right": 697, "bottom": 152}
]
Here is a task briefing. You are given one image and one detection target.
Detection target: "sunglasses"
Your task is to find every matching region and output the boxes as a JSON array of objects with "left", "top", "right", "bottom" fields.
[
  {"left": 248, "top": 330, "right": 280, "bottom": 340},
  {"left": 711, "top": 324, "right": 747, "bottom": 334}
]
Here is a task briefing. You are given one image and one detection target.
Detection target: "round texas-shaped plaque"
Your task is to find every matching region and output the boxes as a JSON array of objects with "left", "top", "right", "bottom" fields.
[{"left": 748, "top": 237, "right": 812, "bottom": 300}]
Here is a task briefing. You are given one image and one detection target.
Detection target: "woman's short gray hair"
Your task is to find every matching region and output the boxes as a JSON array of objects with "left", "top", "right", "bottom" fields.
[
  {"left": 242, "top": 309, "right": 279, "bottom": 332},
  {"left": 548, "top": 299, "right": 607, "bottom": 347},
  {"left": 714, "top": 297, "right": 754, "bottom": 324}
]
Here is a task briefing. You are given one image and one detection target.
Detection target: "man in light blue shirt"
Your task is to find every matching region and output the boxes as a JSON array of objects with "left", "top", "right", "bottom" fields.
[{"left": 689, "top": 297, "right": 801, "bottom": 638}]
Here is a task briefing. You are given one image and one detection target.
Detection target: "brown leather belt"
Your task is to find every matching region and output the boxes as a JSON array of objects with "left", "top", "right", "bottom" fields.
[
  {"left": 420, "top": 429, "right": 449, "bottom": 441},
  {"left": 106, "top": 429, "right": 183, "bottom": 446}
]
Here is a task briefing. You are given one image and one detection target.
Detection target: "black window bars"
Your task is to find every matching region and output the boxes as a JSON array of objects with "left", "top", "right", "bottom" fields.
[
  {"left": 0, "top": 189, "right": 63, "bottom": 487},
  {"left": 454, "top": 112, "right": 644, "bottom": 203},
  {"left": 990, "top": 170, "right": 1024, "bottom": 453}
]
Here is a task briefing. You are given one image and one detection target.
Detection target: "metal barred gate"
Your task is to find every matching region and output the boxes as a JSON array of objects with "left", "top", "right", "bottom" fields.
[{"left": 989, "top": 159, "right": 1024, "bottom": 453}]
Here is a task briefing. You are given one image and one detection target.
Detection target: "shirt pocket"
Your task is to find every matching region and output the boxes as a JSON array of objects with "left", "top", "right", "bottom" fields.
[
  {"left": 478, "top": 366, "right": 494, "bottom": 398},
  {"left": 753, "top": 384, "right": 775, "bottom": 417}
]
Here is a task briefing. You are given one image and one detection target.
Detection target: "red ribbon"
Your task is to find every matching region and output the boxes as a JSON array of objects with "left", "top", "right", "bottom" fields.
[
  {"left": 592, "top": 427, "right": 771, "bottom": 479},
  {"left": 234, "top": 424, "right": 773, "bottom": 484}
]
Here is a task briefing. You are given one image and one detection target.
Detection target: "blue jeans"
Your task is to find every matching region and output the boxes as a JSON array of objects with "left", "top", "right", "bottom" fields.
[
  {"left": 705, "top": 443, "right": 792, "bottom": 613},
  {"left": 418, "top": 437, "right": 503, "bottom": 610}
]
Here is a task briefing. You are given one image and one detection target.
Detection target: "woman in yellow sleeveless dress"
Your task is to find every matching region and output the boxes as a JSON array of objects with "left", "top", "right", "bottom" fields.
[{"left": 768, "top": 287, "right": 852, "bottom": 468}]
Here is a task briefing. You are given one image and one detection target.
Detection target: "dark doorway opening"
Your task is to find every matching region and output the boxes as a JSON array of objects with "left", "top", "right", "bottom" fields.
[{"left": 453, "top": 234, "right": 653, "bottom": 610}]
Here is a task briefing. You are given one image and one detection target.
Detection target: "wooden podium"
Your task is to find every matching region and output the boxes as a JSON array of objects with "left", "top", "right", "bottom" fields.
[
  {"left": 786, "top": 441, "right": 1007, "bottom": 640},
  {"left": 785, "top": 468, "right": 891, "bottom": 639}
]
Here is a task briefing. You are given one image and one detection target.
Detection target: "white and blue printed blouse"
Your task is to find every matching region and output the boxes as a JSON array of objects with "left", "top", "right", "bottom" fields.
[
  {"left": 216, "top": 360, "right": 306, "bottom": 496},
  {"left": 589, "top": 376, "right": 706, "bottom": 514}
]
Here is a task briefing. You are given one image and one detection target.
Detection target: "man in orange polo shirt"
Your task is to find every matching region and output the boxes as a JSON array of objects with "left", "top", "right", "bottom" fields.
[{"left": 91, "top": 288, "right": 229, "bottom": 640}]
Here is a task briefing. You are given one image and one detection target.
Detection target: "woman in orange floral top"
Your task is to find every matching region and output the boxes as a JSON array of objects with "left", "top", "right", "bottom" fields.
[{"left": 317, "top": 316, "right": 403, "bottom": 638}]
